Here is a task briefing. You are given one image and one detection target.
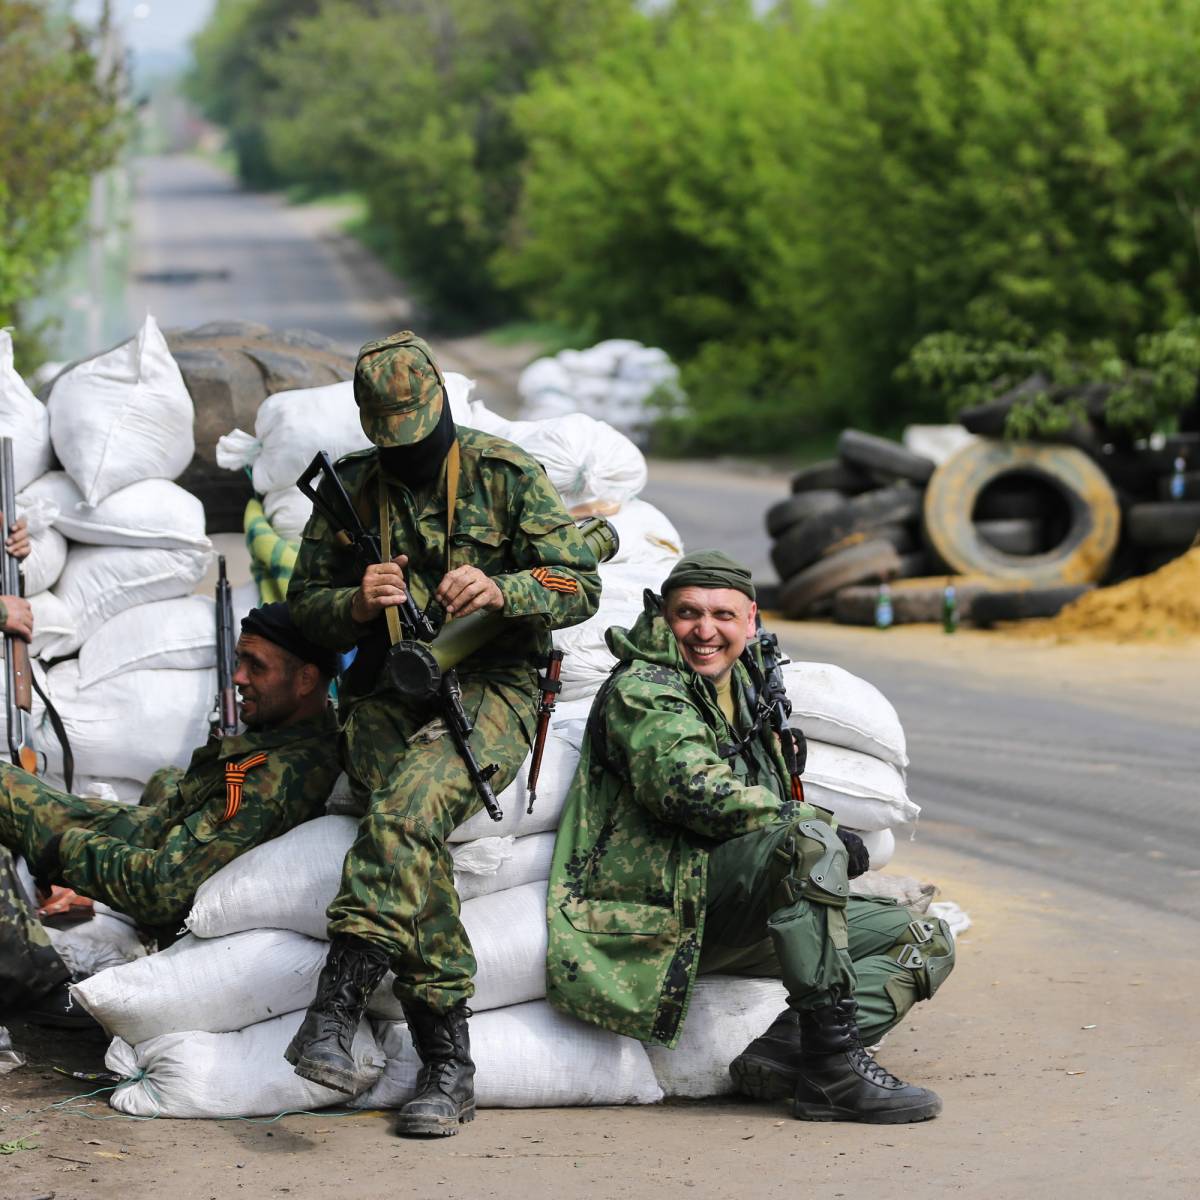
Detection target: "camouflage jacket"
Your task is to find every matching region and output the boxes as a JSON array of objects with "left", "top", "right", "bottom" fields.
[
  {"left": 546, "top": 593, "right": 822, "bottom": 1047},
  {"left": 287, "top": 427, "right": 601, "bottom": 732},
  {"left": 56, "top": 708, "right": 340, "bottom": 926}
]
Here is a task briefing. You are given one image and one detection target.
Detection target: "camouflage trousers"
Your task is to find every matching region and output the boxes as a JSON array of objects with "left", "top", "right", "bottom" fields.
[
  {"left": 0, "top": 846, "right": 69, "bottom": 1008},
  {"left": 699, "top": 819, "right": 955, "bottom": 1044},
  {"left": 330, "top": 677, "right": 535, "bottom": 1012}
]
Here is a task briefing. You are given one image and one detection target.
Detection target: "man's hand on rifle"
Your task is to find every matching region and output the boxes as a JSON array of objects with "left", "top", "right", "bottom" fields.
[
  {"left": 1, "top": 595, "right": 32, "bottom": 640},
  {"left": 3, "top": 513, "right": 29, "bottom": 561},
  {"left": 351, "top": 555, "right": 410, "bottom": 623},
  {"left": 436, "top": 565, "right": 504, "bottom": 619}
]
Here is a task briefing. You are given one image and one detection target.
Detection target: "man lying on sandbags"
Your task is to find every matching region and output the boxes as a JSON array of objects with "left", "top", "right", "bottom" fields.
[
  {"left": 0, "top": 602, "right": 341, "bottom": 1026},
  {"left": 283, "top": 331, "right": 600, "bottom": 1137},
  {"left": 546, "top": 550, "right": 956, "bottom": 1124}
]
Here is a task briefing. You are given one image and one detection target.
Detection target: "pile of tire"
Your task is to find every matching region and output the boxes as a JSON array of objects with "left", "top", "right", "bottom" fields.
[{"left": 766, "top": 430, "right": 937, "bottom": 619}]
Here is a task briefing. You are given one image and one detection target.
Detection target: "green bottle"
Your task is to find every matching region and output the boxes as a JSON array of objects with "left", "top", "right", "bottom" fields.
[
  {"left": 942, "top": 579, "right": 958, "bottom": 634},
  {"left": 874, "top": 582, "right": 894, "bottom": 629}
]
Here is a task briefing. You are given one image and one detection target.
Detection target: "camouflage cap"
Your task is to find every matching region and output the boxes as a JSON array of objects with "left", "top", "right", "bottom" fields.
[{"left": 353, "top": 330, "right": 446, "bottom": 447}]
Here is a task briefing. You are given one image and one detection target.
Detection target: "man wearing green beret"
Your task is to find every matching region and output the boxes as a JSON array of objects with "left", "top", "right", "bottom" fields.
[
  {"left": 546, "top": 549, "right": 954, "bottom": 1123},
  {"left": 285, "top": 331, "right": 601, "bottom": 1136}
]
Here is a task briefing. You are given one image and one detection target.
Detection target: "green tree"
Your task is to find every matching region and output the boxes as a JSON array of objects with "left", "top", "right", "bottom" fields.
[
  {"left": 0, "top": 1, "right": 124, "bottom": 367},
  {"left": 259, "top": 0, "right": 636, "bottom": 320}
]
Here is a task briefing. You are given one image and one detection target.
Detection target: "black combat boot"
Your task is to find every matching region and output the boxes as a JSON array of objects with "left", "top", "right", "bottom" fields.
[
  {"left": 394, "top": 999, "right": 476, "bottom": 1137},
  {"left": 284, "top": 935, "right": 389, "bottom": 1095},
  {"left": 728, "top": 1008, "right": 804, "bottom": 1101},
  {"left": 792, "top": 996, "right": 942, "bottom": 1124}
]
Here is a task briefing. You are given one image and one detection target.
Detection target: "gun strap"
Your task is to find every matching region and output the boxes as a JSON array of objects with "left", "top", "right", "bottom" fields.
[
  {"left": 378, "top": 441, "right": 460, "bottom": 647},
  {"left": 29, "top": 669, "right": 74, "bottom": 793}
]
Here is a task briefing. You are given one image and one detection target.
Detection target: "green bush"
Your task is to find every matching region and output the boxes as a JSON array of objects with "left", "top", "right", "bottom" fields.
[{"left": 0, "top": 1, "right": 124, "bottom": 369}]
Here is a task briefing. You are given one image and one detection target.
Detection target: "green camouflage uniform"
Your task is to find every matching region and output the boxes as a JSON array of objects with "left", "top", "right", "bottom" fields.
[
  {"left": 0, "top": 845, "right": 69, "bottom": 1007},
  {"left": 287, "top": 426, "right": 600, "bottom": 1012},
  {"left": 547, "top": 592, "right": 954, "bottom": 1048},
  {"left": 0, "top": 708, "right": 340, "bottom": 928}
]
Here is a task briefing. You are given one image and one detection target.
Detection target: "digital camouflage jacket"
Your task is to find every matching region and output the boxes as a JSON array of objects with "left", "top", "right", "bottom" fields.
[
  {"left": 52, "top": 708, "right": 340, "bottom": 925},
  {"left": 287, "top": 427, "right": 601, "bottom": 734},
  {"left": 546, "top": 593, "right": 822, "bottom": 1047}
]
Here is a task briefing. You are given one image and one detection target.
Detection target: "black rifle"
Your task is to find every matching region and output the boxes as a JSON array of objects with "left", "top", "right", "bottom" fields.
[
  {"left": 297, "top": 451, "right": 440, "bottom": 642},
  {"left": 296, "top": 451, "right": 506, "bottom": 820},
  {"left": 214, "top": 555, "right": 238, "bottom": 737},
  {"left": 1, "top": 438, "right": 35, "bottom": 774},
  {"left": 754, "top": 624, "right": 807, "bottom": 805}
]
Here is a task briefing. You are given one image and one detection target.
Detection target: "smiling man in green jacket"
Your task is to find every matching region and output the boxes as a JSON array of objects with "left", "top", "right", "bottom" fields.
[{"left": 547, "top": 550, "right": 954, "bottom": 1124}]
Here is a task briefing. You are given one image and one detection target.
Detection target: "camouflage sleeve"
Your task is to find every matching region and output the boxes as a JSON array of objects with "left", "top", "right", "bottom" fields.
[
  {"left": 493, "top": 470, "right": 601, "bottom": 631},
  {"left": 53, "top": 753, "right": 326, "bottom": 926},
  {"left": 606, "top": 669, "right": 819, "bottom": 842},
  {"left": 287, "top": 504, "right": 362, "bottom": 652}
]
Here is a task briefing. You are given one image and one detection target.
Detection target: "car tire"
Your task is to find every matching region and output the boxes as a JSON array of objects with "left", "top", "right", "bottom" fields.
[
  {"left": 780, "top": 540, "right": 902, "bottom": 619},
  {"left": 970, "top": 585, "right": 1092, "bottom": 627},
  {"left": 765, "top": 490, "right": 846, "bottom": 538},
  {"left": 838, "top": 429, "right": 936, "bottom": 485}
]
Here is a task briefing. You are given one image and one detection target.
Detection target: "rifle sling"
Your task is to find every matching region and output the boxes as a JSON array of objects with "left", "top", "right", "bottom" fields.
[{"left": 29, "top": 668, "right": 74, "bottom": 793}]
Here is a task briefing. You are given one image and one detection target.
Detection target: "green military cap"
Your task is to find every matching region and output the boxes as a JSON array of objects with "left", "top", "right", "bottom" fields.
[
  {"left": 661, "top": 549, "right": 756, "bottom": 601},
  {"left": 353, "top": 330, "right": 446, "bottom": 447}
]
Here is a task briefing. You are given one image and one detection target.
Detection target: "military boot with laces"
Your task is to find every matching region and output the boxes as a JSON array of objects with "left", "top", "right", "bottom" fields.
[
  {"left": 284, "top": 934, "right": 389, "bottom": 1094},
  {"left": 729, "top": 1008, "right": 804, "bottom": 1101},
  {"left": 395, "top": 999, "right": 476, "bottom": 1137},
  {"left": 792, "top": 996, "right": 942, "bottom": 1123}
]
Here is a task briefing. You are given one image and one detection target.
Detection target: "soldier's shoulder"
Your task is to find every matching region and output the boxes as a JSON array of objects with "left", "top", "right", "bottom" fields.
[
  {"left": 334, "top": 447, "right": 377, "bottom": 475},
  {"left": 458, "top": 426, "right": 542, "bottom": 476},
  {"left": 611, "top": 658, "right": 691, "bottom": 699}
]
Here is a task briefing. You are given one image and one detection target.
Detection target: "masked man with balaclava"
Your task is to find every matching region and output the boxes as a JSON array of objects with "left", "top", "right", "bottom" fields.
[
  {"left": 284, "top": 331, "right": 601, "bottom": 1137},
  {"left": 547, "top": 550, "right": 955, "bottom": 1124}
]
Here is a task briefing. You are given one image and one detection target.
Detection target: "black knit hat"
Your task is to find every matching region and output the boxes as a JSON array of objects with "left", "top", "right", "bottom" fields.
[{"left": 241, "top": 603, "right": 339, "bottom": 676}]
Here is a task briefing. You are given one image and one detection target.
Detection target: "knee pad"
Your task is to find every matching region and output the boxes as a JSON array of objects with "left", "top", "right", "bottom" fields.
[
  {"left": 782, "top": 819, "right": 849, "bottom": 908},
  {"left": 886, "top": 916, "right": 956, "bottom": 1002}
]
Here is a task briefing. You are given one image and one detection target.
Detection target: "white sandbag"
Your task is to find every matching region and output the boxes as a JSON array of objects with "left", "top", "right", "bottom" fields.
[
  {"left": 0, "top": 330, "right": 54, "bottom": 490},
  {"left": 902, "top": 424, "right": 977, "bottom": 466},
  {"left": 71, "top": 776, "right": 145, "bottom": 804},
  {"left": 358, "top": 1001, "right": 662, "bottom": 1110},
  {"left": 783, "top": 661, "right": 907, "bottom": 769},
  {"left": 20, "top": 472, "right": 210, "bottom": 550},
  {"left": 856, "top": 826, "right": 895, "bottom": 871},
  {"left": 27, "top": 590, "right": 75, "bottom": 660},
  {"left": 553, "top": 599, "right": 642, "bottom": 704},
  {"left": 35, "top": 543, "right": 211, "bottom": 658},
  {"left": 455, "top": 830, "right": 556, "bottom": 904},
  {"left": 106, "top": 1009, "right": 383, "bottom": 1119},
  {"left": 36, "top": 661, "right": 215, "bottom": 787},
  {"left": 76, "top": 595, "right": 216, "bottom": 688},
  {"left": 645, "top": 976, "right": 787, "bottom": 1098},
  {"left": 14, "top": 495, "right": 66, "bottom": 595},
  {"left": 262, "top": 485, "right": 312, "bottom": 543},
  {"left": 73, "top": 928, "right": 328, "bottom": 1043},
  {"left": 558, "top": 342, "right": 640, "bottom": 378},
  {"left": 802, "top": 740, "right": 919, "bottom": 832},
  {"left": 605, "top": 498, "right": 684, "bottom": 564},
  {"left": 46, "top": 904, "right": 146, "bottom": 978},
  {"left": 366, "top": 881, "right": 551, "bottom": 1020},
  {"left": 47, "top": 314, "right": 193, "bottom": 505},
  {"left": 188, "top": 815, "right": 558, "bottom": 941},
  {"left": 449, "top": 708, "right": 590, "bottom": 842},
  {"left": 515, "top": 414, "right": 647, "bottom": 508},
  {"left": 518, "top": 357, "right": 573, "bottom": 397}
]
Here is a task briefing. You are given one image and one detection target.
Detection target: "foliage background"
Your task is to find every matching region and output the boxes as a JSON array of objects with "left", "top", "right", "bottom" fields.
[{"left": 181, "top": 0, "right": 1200, "bottom": 447}]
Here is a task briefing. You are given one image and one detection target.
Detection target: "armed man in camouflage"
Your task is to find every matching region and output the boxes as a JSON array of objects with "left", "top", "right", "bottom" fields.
[
  {"left": 547, "top": 550, "right": 955, "bottom": 1124},
  {"left": 0, "top": 603, "right": 341, "bottom": 1025},
  {"left": 284, "top": 330, "right": 600, "bottom": 1137}
]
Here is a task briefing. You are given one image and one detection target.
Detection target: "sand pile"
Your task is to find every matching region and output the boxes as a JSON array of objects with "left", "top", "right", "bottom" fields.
[{"left": 1019, "top": 546, "right": 1200, "bottom": 642}]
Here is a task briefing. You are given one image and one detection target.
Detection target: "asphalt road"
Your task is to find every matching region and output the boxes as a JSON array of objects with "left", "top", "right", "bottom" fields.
[{"left": 124, "top": 153, "right": 1200, "bottom": 924}]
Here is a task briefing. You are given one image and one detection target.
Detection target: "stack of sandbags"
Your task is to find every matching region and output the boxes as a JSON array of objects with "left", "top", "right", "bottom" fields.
[
  {"left": 517, "top": 339, "right": 684, "bottom": 444},
  {"left": 4, "top": 317, "right": 216, "bottom": 798}
]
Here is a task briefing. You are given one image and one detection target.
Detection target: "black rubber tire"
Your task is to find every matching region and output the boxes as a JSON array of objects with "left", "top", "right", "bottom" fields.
[
  {"left": 973, "top": 479, "right": 1046, "bottom": 520},
  {"left": 895, "top": 550, "right": 933, "bottom": 578},
  {"left": 1124, "top": 502, "right": 1200, "bottom": 549},
  {"left": 1139, "top": 546, "right": 1188, "bottom": 573},
  {"left": 42, "top": 323, "right": 356, "bottom": 532},
  {"left": 1157, "top": 471, "right": 1200, "bottom": 502},
  {"left": 975, "top": 518, "right": 1044, "bottom": 556},
  {"left": 822, "top": 521, "right": 918, "bottom": 559},
  {"left": 837, "top": 429, "right": 936, "bottom": 485},
  {"left": 753, "top": 581, "right": 782, "bottom": 612},
  {"left": 779, "top": 541, "right": 901, "bottom": 619},
  {"left": 771, "top": 486, "right": 922, "bottom": 579},
  {"left": 832, "top": 578, "right": 991, "bottom": 625},
  {"left": 789, "top": 459, "right": 874, "bottom": 496},
  {"left": 970, "top": 585, "right": 1092, "bottom": 627},
  {"left": 923, "top": 440, "right": 1120, "bottom": 586},
  {"left": 765, "top": 490, "right": 846, "bottom": 538}
]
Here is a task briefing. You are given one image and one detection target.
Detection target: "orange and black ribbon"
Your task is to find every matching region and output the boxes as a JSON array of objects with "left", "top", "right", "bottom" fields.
[
  {"left": 222, "top": 751, "right": 269, "bottom": 823},
  {"left": 531, "top": 566, "right": 579, "bottom": 594}
]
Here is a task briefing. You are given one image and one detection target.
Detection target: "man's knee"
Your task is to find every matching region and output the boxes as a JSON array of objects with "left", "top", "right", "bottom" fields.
[{"left": 883, "top": 914, "right": 956, "bottom": 1009}]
